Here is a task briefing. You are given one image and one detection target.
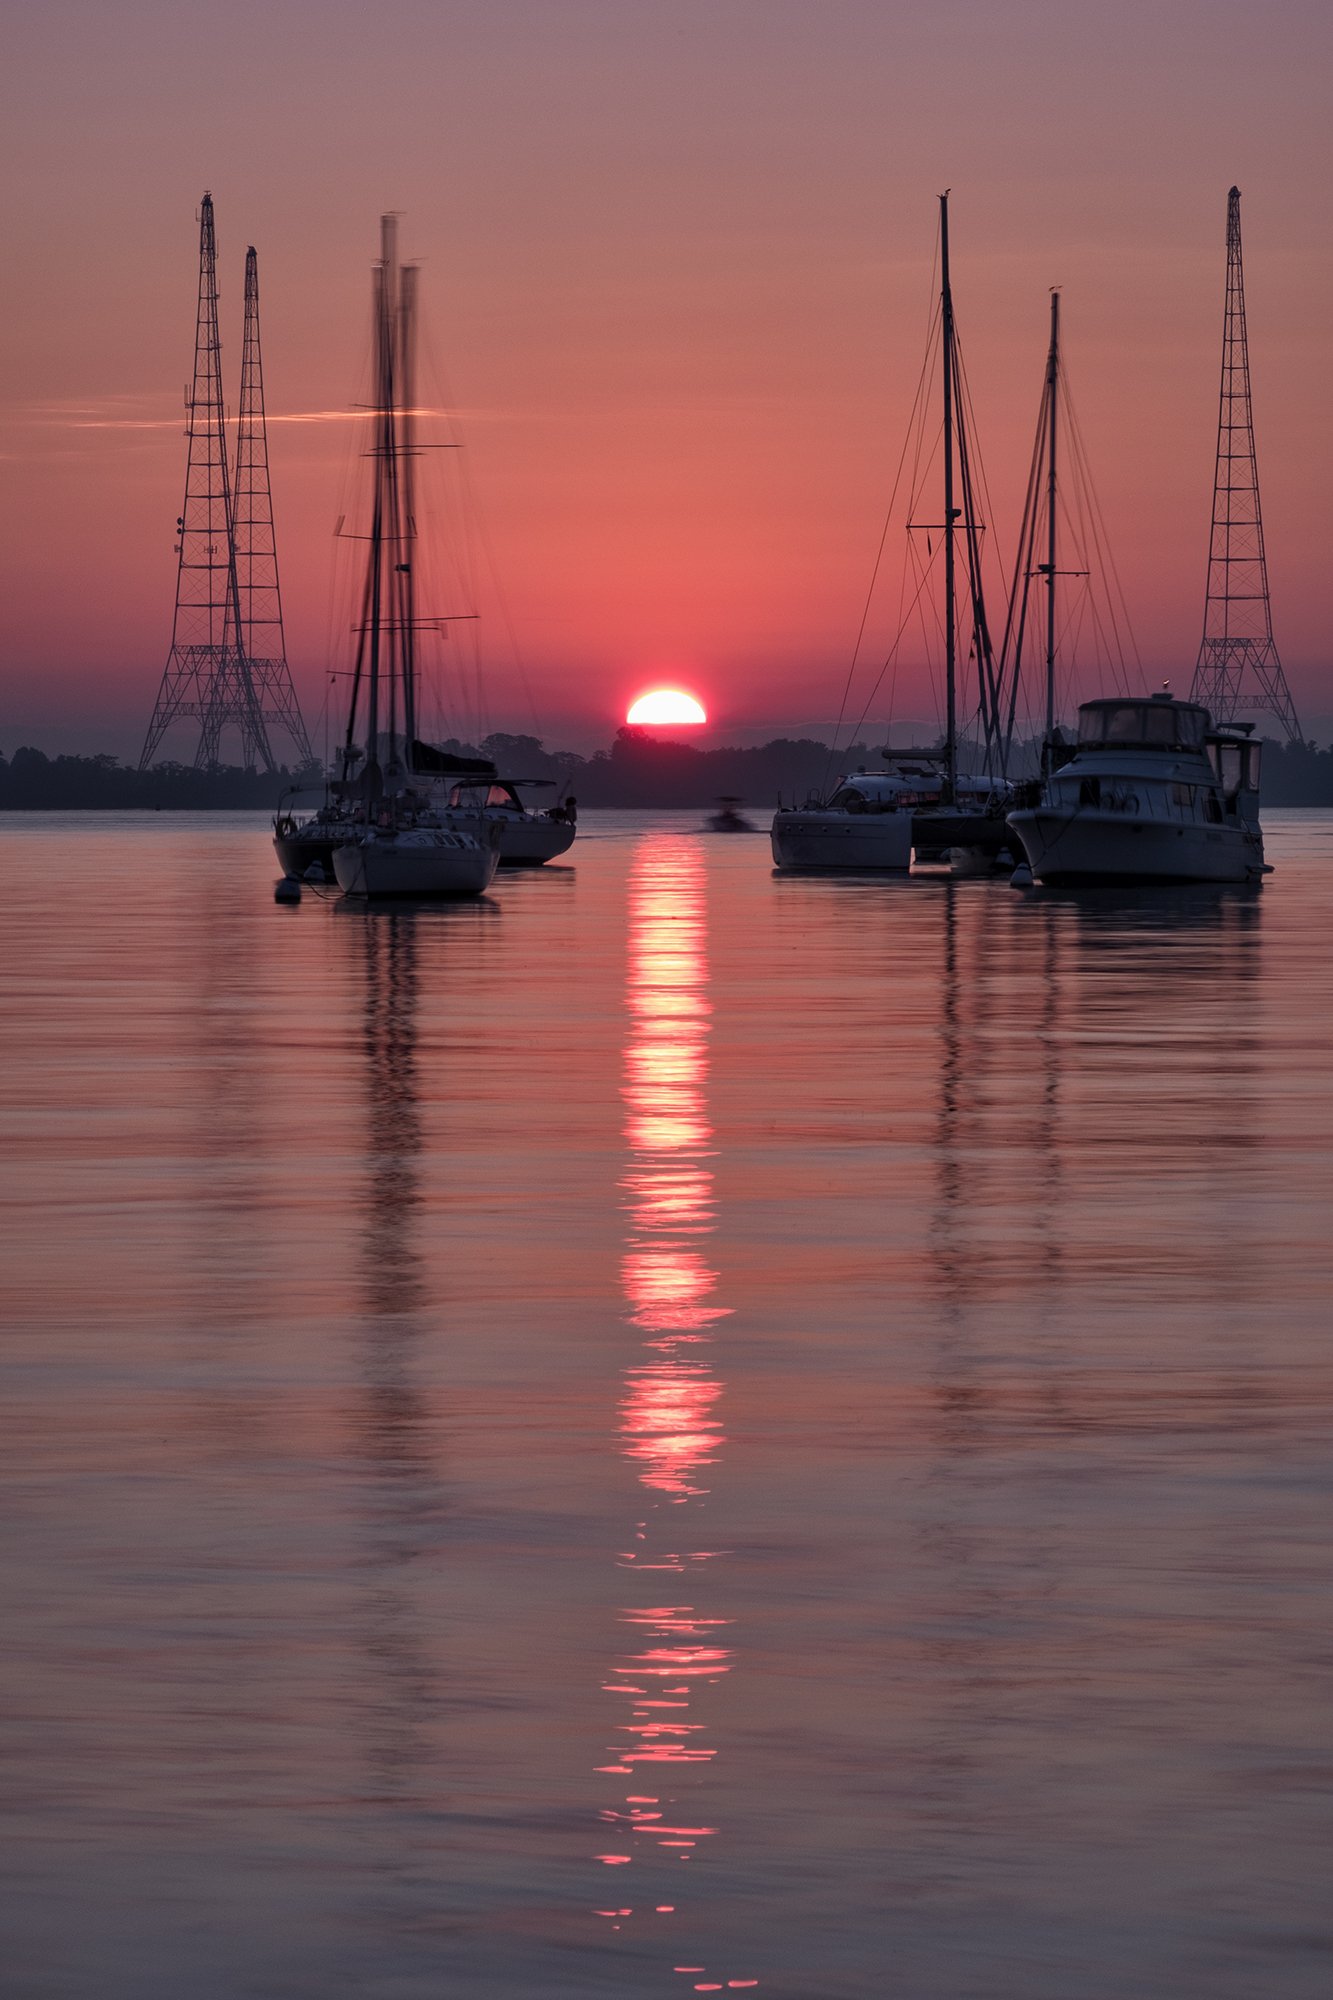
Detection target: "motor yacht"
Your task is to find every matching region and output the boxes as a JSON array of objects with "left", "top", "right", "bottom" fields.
[{"left": 1006, "top": 694, "right": 1267, "bottom": 883}]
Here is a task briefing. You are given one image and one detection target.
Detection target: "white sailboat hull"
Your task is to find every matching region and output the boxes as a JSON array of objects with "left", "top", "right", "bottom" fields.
[
  {"left": 333, "top": 828, "right": 500, "bottom": 898},
  {"left": 770, "top": 810, "right": 914, "bottom": 872},
  {"left": 1007, "top": 808, "right": 1264, "bottom": 884}
]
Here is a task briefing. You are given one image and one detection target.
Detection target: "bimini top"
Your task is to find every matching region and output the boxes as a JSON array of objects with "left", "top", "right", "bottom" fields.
[{"left": 1077, "top": 695, "right": 1210, "bottom": 751}]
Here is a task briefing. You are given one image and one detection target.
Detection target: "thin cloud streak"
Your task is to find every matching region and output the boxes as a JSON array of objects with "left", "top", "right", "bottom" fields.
[{"left": 9, "top": 401, "right": 472, "bottom": 431}]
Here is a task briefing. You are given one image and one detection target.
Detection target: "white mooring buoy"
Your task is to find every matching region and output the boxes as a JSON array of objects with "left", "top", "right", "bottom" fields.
[
  {"left": 1009, "top": 861, "right": 1034, "bottom": 889},
  {"left": 274, "top": 876, "right": 302, "bottom": 905}
]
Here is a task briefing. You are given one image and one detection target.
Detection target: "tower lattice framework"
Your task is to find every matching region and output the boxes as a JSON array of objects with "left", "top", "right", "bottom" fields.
[
  {"left": 215, "top": 245, "right": 311, "bottom": 766},
  {"left": 141, "top": 196, "right": 309, "bottom": 772},
  {"left": 1191, "top": 186, "right": 1302, "bottom": 742}
]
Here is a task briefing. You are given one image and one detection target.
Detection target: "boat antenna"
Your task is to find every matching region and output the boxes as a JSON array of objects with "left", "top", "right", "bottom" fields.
[{"left": 940, "top": 189, "right": 957, "bottom": 806}]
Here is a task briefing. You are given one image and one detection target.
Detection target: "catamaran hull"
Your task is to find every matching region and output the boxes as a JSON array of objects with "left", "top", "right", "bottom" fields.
[
  {"left": 274, "top": 831, "right": 348, "bottom": 882},
  {"left": 910, "top": 812, "right": 1015, "bottom": 860},
  {"left": 1007, "top": 809, "right": 1264, "bottom": 884},
  {"left": 333, "top": 835, "right": 500, "bottom": 898},
  {"left": 771, "top": 811, "right": 913, "bottom": 872}
]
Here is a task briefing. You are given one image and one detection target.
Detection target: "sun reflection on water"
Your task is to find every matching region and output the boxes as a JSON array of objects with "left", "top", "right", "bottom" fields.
[{"left": 593, "top": 835, "right": 754, "bottom": 1986}]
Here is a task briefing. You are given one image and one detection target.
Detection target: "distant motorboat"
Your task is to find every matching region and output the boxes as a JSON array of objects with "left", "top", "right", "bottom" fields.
[{"left": 704, "top": 797, "right": 758, "bottom": 833}]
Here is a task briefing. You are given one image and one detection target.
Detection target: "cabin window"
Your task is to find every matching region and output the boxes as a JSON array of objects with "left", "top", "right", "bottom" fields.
[
  {"left": 1078, "top": 776, "right": 1101, "bottom": 807},
  {"left": 1208, "top": 744, "right": 1240, "bottom": 796},
  {"left": 1204, "top": 791, "right": 1224, "bottom": 823},
  {"left": 1078, "top": 702, "right": 1206, "bottom": 749},
  {"left": 1171, "top": 782, "right": 1195, "bottom": 808}
]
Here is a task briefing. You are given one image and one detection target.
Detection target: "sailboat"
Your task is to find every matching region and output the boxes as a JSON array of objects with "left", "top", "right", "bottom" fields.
[
  {"left": 771, "top": 193, "right": 1010, "bottom": 873},
  {"left": 275, "top": 217, "right": 499, "bottom": 898},
  {"left": 1004, "top": 294, "right": 1267, "bottom": 884}
]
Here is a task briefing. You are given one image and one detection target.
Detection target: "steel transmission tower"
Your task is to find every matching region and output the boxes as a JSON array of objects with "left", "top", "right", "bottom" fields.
[
  {"left": 141, "top": 197, "right": 309, "bottom": 771},
  {"left": 1191, "top": 187, "right": 1302, "bottom": 741},
  {"left": 217, "top": 246, "right": 312, "bottom": 766}
]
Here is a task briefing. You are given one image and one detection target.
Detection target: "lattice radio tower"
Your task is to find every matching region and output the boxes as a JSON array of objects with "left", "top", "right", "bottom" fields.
[
  {"left": 141, "top": 195, "right": 309, "bottom": 772},
  {"left": 1191, "top": 187, "right": 1302, "bottom": 742},
  {"left": 217, "top": 246, "right": 311, "bottom": 766}
]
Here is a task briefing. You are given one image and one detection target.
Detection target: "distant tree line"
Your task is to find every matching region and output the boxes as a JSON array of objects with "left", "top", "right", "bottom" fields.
[
  {"left": 5, "top": 730, "right": 1333, "bottom": 810},
  {"left": 443, "top": 729, "right": 873, "bottom": 808},
  {"left": 0, "top": 747, "right": 319, "bottom": 810},
  {"left": 1251, "top": 739, "right": 1333, "bottom": 806}
]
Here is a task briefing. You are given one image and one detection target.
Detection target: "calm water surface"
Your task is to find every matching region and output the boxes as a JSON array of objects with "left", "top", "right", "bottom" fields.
[{"left": 4, "top": 809, "right": 1333, "bottom": 1998}]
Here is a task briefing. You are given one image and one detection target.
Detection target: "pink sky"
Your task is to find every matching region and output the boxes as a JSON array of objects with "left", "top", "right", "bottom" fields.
[{"left": 2, "top": 0, "right": 1331, "bottom": 758}]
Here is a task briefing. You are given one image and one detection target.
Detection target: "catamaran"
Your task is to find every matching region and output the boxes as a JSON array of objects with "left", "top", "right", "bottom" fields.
[{"left": 772, "top": 193, "right": 1012, "bottom": 873}]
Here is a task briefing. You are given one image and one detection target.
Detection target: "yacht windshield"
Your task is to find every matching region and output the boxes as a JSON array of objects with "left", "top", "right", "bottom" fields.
[{"left": 1078, "top": 702, "right": 1206, "bottom": 749}]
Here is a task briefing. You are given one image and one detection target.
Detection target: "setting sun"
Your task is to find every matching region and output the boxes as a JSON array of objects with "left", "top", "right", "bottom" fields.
[{"left": 626, "top": 689, "right": 707, "bottom": 727}]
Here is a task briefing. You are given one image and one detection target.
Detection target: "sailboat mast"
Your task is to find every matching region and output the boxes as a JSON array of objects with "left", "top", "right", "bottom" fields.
[
  {"left": 364, "top": 258, "right": 387, "bottom": 793},
  {"left": 1044, "top": 290, "right": 1060, "bottom": 747},
  {"left": 940, "top": 191, "right": 958, "bottom": 805},
  {"left": 398, "top": 263, "right": 418, "bottom": 752},
  {"left": 381, "top": 215, "right": 400, "bottom": 782}
]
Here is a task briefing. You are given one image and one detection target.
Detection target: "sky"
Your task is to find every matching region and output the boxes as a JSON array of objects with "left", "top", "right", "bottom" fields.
[{"left": 1, "top": 0, "right": 1331, "bottom": 760}]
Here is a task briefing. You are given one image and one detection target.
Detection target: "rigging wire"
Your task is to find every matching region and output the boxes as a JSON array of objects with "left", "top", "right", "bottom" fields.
[
  {"left": 820, "top": 296, "right": 940, "bottom": 794},
  {"left": 413, "top": 291, "right": 547, "bottom": 755},
  {"left": 322, "top": 318, "right": 376, "bottom": 765},
  {"left": 1000, "top": 324, "right": 1142, "bottom": 753},
  {"left": 1059, "top": 366, "right": 1141, "bottom": 695}
]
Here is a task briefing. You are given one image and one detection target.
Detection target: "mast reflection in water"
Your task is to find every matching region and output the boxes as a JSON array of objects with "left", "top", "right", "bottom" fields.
[
  {"left": 346, "top": 907, "right": 441, "bottom": 1816},
  {"left": 593, "top": 837, "right": 755, "bottom": 1990}
]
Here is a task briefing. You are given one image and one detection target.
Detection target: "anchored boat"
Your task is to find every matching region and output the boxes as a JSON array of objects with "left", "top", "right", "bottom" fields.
[
  {"left": 1003, "top": 281, "right": 1268, "bottom": 885},
  {"left": 443, "top": 775, "right": 576, "bottom": 866},
  {"left": 1007, "top": 694, "right": 1267, "bottom": 883},
  {"left": 277, "top": 216, "right": 498, "bottom": 900},
  {"left": 772, "top": 193, "right": 1011, "bottom": 873}
]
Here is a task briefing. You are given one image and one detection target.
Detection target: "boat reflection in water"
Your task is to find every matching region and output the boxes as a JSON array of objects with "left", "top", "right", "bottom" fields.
[
  {"left": 342, "top": 907, "right": 449, "bottom": 1842},
  {"left": 593, "top": 837, "right": 757, "bottom": 1992}
]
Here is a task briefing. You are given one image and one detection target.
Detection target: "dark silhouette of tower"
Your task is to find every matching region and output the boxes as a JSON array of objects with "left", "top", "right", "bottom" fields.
[
  {"left": 141, "top": 196, "right": 309, "bottom": 772},
  {"left": 215, "top": 246, "right": 311, "bottom": 767},
  {"left": 1191, "top": 187, "right": 1301, "bottom": 742}
]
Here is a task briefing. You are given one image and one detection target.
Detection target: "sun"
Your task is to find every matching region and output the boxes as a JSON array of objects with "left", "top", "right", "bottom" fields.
[{"left": 627, "top": 689, "right": 707, "bottom": 727}]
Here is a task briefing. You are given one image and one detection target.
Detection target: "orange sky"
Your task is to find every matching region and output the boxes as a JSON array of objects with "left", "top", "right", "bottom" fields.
[{"left": 2, "top": 0, "right": 1331, "bottom": 757}]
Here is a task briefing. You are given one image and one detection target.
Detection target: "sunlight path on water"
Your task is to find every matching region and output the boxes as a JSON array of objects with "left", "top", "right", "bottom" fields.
[{"left": 2, "top": 809, "right": 1333, "bottom": 1998}]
